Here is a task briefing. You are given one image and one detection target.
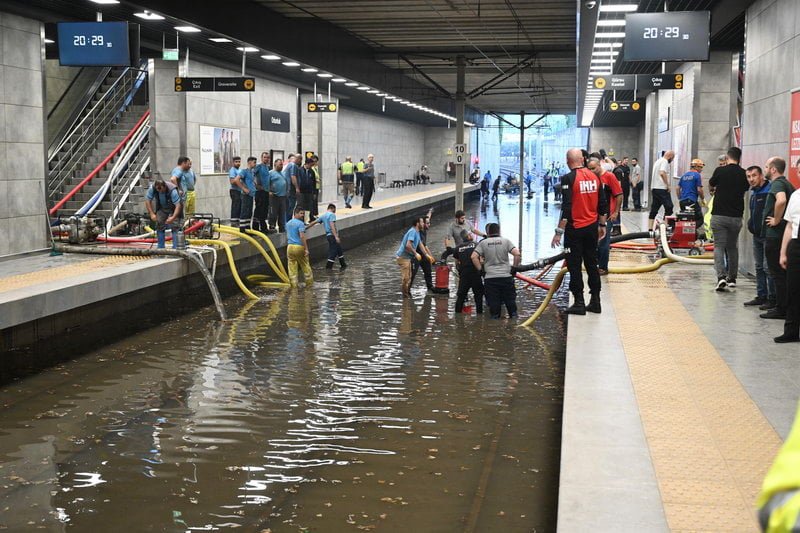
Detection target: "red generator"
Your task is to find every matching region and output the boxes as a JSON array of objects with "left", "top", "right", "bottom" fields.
[{"left": 661, "top": 212, "right": 704, "bottom": 255}]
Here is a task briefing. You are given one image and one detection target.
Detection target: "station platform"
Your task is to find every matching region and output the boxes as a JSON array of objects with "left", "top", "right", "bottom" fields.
[
  {"left": 557, "top": 210, "right": 797, "bottom": 532},
  {"left": 0, "top": 182, "right": 477, "bottom": 351}
]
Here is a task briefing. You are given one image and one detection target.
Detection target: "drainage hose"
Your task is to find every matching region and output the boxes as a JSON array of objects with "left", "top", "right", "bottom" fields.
[
  {"left": 189, "top": 239, "right": 259, "bottom": 300},
  {"left": 658, "top": 223, "right": 714, "bottom": 264},
  {"left": 214, "top": 225, "right": 290, "bottom": 286},
  {"left": 52, "top": 243, "right": 227, "bottom": 320}
]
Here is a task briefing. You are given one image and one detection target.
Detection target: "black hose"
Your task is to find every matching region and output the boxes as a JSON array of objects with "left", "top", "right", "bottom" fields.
[
  {"left": 610, "top": 231, "right": 652, "bottom": 244},
  {"left": 513, "top": 250, "right": 569, "bottom": 273}
]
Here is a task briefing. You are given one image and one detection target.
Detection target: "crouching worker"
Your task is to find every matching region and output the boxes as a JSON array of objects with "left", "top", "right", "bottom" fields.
[
  {"left": 471, "top": 223, "right": 521, "bottom": 318},
  {"left": 442, "top": 229, "right": 484, "bottom": 313},
  {"left": 286, "top": 207, "right": 313, "bottom": 287},
  {"left": 308, "top": 203, "right": 346, "bottom": 270},
  {"left": 145, "top": 179, "right": 182, "bottom": 249}
]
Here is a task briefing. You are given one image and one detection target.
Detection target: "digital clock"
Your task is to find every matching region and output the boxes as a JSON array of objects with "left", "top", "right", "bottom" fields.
[
  {"left": 623, "top": 11, "right": 710, "bottom": 62},
  {"left": 57, "top": 22, "right": 130, "bottom": 66}
]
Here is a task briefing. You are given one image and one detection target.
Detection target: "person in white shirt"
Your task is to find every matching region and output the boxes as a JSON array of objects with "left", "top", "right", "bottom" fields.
[
  {"left": 777, "top": 163, "right": 800, "bottom": 343},
  {"left": 649, "top": 150, "right": 675, "bottom": 228}
]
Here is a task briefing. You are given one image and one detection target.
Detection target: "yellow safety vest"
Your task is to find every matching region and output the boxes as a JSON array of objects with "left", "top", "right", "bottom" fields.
[
  {"left": 758, "top": 400, "right": 800, "bottom": 532},
  {"left": 704, "top": 196, "right": 714, "bottom": 240},
  {"left": 341, "top": 161, "right": 354, "bottom": 175},
  {"left": 313, "top": 167, "right": 321, "bottom": 188},
  {"left": 357, "top": 161, "right": 365, "bottom": 172}
]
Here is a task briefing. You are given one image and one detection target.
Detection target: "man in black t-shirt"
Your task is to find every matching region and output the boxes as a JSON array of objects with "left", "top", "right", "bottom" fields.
[{"left": 709, "top": 147, "right": 750, "bottom": 291}]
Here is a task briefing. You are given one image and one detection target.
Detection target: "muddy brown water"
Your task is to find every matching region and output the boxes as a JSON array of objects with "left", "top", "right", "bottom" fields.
[{"left": 0, "top": 197, "right": 566, "bottom": 531}]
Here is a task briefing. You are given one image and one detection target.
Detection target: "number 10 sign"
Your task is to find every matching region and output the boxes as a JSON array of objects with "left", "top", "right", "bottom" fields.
[{"left": 454, "top": 144, "right": 467, "bottom": 165}]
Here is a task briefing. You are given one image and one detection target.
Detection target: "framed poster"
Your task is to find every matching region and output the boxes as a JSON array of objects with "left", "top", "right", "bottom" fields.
[
  {"left": 200, "top": 125, "right": 240, "bottom": 175},
  {"left": 789, "top": 88, "right": 800, "bottom": 187},
  {"left": 270, "top": 149, "right": 285, "bottom": 164}
]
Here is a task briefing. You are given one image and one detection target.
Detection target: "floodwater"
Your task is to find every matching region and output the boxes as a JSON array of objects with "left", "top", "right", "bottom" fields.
[{"left": 0, "top": 196, "right": 566, "bottom": 532}]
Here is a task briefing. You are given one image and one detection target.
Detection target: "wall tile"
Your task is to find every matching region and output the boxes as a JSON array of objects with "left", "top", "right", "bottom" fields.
[
  {"left": 6, "top": 178, "right": 44, "bottom": 217},
  {"left": 4, "top": 104, "right": 43, "bottom": 143},
  {"left": 4, "top": 66, "right": 42, "bottom": 107},
  {"left": 2, "top": 27, "right": 40, "bottom": 70},
  {"left": 0, "top": 216, "right": 8, "bottom": 256},
  {"left": 6, "top": 142, "right": 45, "bottom": 179},
  {"left": 8, "top": 215, "right": 48, "bottom": 253},
  {"left": 1, "top": 13, "right": 41, "bottom": 34}
]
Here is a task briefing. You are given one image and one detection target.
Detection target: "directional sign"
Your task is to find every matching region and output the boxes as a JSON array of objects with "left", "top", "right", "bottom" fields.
[
  {"left": 174, "top": 77, "right": 255, "bottom": 92},
  {"left": 636, "top": 73, "right": 684, "bottom": 90},
  {"left": 608, "top": 100, "right": 644, "bottom": 113},
  {"left": 454, "top": 143, "right": 467, "bottom": 165},
  {"left": 593, "top": 75, "right": 635, "bottom": 91},
  {"left": 307, "top": 102, "right": 337, "bottom": 112}
]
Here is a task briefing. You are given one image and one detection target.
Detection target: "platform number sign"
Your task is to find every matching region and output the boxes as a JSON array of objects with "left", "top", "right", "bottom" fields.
[{"left": 454, "top": 144, "right": 467, "bottom": 165}]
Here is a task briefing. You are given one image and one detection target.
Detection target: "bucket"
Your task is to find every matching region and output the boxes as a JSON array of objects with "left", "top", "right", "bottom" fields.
[{"left": 435, "top": 264, "right": 450, "bottom": 290}]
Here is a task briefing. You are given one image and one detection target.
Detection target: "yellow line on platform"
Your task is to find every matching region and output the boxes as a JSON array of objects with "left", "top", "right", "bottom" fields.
[
  {"left": 606, "top": 258, "right": 782, "bottom": 532},
  {"left": 0, "top": 255, "right": 150, "bottom": 294}
]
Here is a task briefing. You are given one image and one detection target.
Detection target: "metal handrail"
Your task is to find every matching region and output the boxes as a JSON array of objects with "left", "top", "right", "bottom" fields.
[{"left": 48, "top": 66, "right": 148, "bottom": 202}]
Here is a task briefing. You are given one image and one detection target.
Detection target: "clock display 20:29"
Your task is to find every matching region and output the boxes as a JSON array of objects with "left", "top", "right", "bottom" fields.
[{"left": 642, "top": 26, "right": 681, "bottom": 39}]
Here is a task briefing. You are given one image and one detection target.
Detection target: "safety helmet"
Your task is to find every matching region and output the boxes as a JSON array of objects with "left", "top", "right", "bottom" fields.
[{"left": 690, "top": 158, "right": 705, "bottom": 169}]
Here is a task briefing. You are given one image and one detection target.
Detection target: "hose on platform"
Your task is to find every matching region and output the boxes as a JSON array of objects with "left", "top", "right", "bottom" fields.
[
  {"left": 610, "top": 231, "right": 652, "bottom": 244},
  {"left": 658, "top": 223, "right": 714, "bottom": 264},
  {"left": 214, "top": 225, "right": 290, "bottom": 286},
  {"left": 51, "top": 243, "right": 227, "bottom": 320},
  {"left": 189, "top": 239, "right": 260, "bottom": 300}
]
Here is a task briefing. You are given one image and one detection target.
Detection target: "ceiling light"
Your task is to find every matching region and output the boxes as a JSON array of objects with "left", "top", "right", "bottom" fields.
[
  {"left": 592, "top": 51, "right": 619, "bottom": 56},
  {"left": 44, "top": 38, "right": 54, "bottom": 44},
  {"left": 209, "top": 37, "right": 232, "bottom": 43},
  {"left": 599, "top": 4, "right": 638, "bottom": 12},
  {"left": 595, "top": 32, "right": 626, "bottom": 38},
  {"left": 261, "top": 54, "right": 281, "bottom": 60},
  {"left": 597, "top": 20, "right": 626, "bottom": 26},
  {"left": 237, "top": 47, "right": 259, "bottom": 53},
  {"left": 357, "top": 86, "right": 370, "bottom": 91},
  {"left": 332, "top": 78, "right": 347, "bottom": 83},
  {"left": 134, "top": 11, "right": 165, "bottom": 20},
  {"left": 367, "top": 89, "right": 379, "bottom": 94},
  {"left": 301, "top": 67, "right": 318, "bottom": 73},
  {"left": 318, "top": 73, "right": 333, "bottom": 78},
  {"left": 376, "top": 92, "right": 386, "bottom": 96},
  {"left": 595, "top": 42, "right": 623, "bottom": 48},
  {"left": 282, "top": 61, "right": 300, "bottom": 67},
  {"left": 175, "top": 26, "right": 201, "bottom": 33},
  {"left": 89, "top": 0, "right": 119, "bottom": 4},
  {"left": 591, "top": 59, "right": 615, "bottom": 63},
  {"left": 345, "top": 82, "right": 358, "bottom": 87}
]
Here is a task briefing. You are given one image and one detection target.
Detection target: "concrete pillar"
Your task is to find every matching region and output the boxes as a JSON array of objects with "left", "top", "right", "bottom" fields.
[
  {"left": 455, "top": 55, "right": 465, "bottom": 213},
  {"left": 300, "top": 93, "right": 339, "bottom": 204},
  {"left": 149, "top": 58, "right": 185, "bottom": 179}
]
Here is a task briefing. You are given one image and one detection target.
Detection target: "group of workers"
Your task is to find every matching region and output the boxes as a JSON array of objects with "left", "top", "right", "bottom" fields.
[{"left": 335, "top": 155, "right": 377, "bottom": 209}]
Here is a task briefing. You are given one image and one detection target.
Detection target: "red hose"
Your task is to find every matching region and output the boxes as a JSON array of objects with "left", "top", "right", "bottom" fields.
[
  {"left": 97, "top": 220, "right": 205, "bottom": 244},
  {"left": 515, "top": 272, "right": 551, "bottom": 290}
]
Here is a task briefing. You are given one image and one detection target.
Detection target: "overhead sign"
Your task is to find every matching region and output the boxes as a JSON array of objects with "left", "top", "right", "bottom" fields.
[
  {"left": 174, "top": 77, "right": 255, "bottom": 92},
  {"left": 57, "top": 21, "right": 131, "bottom": 67},
  {"left": 593, "top": 75, "right": 635, "bottom": 91},
  {"left": 790, "top": 89, "right": 800, "bottom": 187},
  {"left": 307, "top": 102, "right": 337, "bottom": 112},
  {"left": 624, "top": 11, "right": 711, "bottom": 62},
  {"left": 162, "top": 48, "right": 179, "bottom": 61},
  {"left": 637, "top": 73, "right": 684, "bottom": 90},
  {"left": 454, "top": 143, "right": 467, "bottom": 165},
  {"left": 260, "top": 108, "right": 290, "bottom": 133},
  {"left": 607, "top": 100, "right": 644, "bottom": 113}
]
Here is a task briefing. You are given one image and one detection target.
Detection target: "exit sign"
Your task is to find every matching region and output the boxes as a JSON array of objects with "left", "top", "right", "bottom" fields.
[{"left": 162, "top": 48, "right": 179, "bottom": 61}]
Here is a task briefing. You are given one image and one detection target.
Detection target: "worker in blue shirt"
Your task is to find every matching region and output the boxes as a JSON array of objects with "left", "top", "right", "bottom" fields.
[
  {"left": 674, "top": 158, "right": 706, "bottom": 232},
  {"left": 235, "top": 156, "right": 258, "bottom": 231},
  {"left": 252, "top": 152, "right": 271, "bottom": 233},
  {"left": 170, "top": 156, "right": 197, "bottom": 218},
  {"left": 524, "top": 170, "right": 534, "bottom": 199},
  {"left": 144, "top": 179, "right": 182, "bottom": 249},
  {"left": 308, "top": 203, "right": 346, "bottom": 270},
  {"left": 268, "top": 158, "right": 288, "bottom": 232},
  {"left": 286, "top": 207, "right": 313, "bottom": 287},
  {"left": 228, "top": 156, "right": 242, "bottom": 228},
  {"left": 395, "top": 217, "right": 434, "bottom": 297}
]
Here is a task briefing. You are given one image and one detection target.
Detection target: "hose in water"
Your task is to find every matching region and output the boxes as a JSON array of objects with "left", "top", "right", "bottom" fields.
[
  {"left": 214, "top": 225, "right": 290, "bottom": 286},
  {"left": 189, "top": 239, "right": 259, "bottom": 300},
  {"left": 52, "top": 243, "right": 227, "bottom": 321},
  {"left": 226, "top": 226, "right": 290, "bottom": 280}
]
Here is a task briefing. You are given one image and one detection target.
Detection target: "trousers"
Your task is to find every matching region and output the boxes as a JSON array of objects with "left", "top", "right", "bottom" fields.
[
  {"left": 239, "top": 194, "right": 254, "bottom": 230},
  {"left": 411, "top": 255, "right": 433, "bottom": 289},
  {"left": 597, "top": 219, "right": 613, "bottom": 270},
  {"left": 268, "top": 195, "right": 287, "bottom": 232},
  {"left": 766, "top": 237, "right": 787, "bottom": 310},
  {"left": 326, "top": 234, "right": 344, "bottom": 262},
  {"left": 287, "top": 244, "right": 313, "bottom": 286},
  {"left": 710, "top": 215, "right": 743, "bottom": 280},
  {"left": 229, "top": 189, "right": 241, "bottom": 227},
  {"left": 753, "top": 235, "right": 775, "bottom": 300},
  {"left": 253, "top": 190, "right": 269, "bottom": 232},
  {"left": 456, "top": 270, "right": 484, "bottom": 313},
  {"left": 156, "top": 208, "right": 179, "bottom": 249},
  {"left": 397, "top": 257, "right": 413, "bottom": 295},
  {"left": 621, "top": 178, "right": 631, "bottom": 209},
  {"left": 362, "top": 176, "right": 375, "bottom": 207},
  {"left": 784, "top": 240, "right": 800, "bottom": 337},
  {"left": 565, "top": 223, "right": 601, "bottom": 297},
  {"left": 632, "top": 183, "right": 642, "bottom": 209},
  {"left": 484, "top": 276, "right": 517, "bottom": 318},
  {"left": 649, "top": 189, "right": 674, "bottom": 220}
]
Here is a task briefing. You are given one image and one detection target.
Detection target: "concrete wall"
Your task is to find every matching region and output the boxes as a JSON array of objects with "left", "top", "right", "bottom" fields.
[
  {"left": 44, "top": 60, "right": 79, "bottom": 115},
  {"left": 424, "top": 126, "right": 472, "bottom": 183},
  {"left": 302, "top": 93, "right": 339, "bottom": 203},
  {"left": 337, "top": 106, "right": 424, "bottom": 187},
  {"left": 0, "top": 12, "right": 49, "bottom": 256},
  {"left": 589, "top": 127, "right": 641, "bottom": 162}
]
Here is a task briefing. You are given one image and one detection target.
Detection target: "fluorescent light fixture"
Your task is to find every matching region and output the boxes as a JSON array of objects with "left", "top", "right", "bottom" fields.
[
  {"left": 332, "top": 78, "right": 347, "bottom": 83},
  {"left": 301, "top": 67, "right": 318, "bottom": 72},
  {"left": 595, "top": 32, "right": 626, "bottom": 38},
  {"left": 134, "top": 11, "right": 165, "bottom": 20},
  {"left": 591, "top": 59, "right": 615, "bottom": 63},
  {"left": 261, "top": 54, "right": 281, "bottom": 60},
  {"left": 376, "top": 92, "right": 386, "bottom": 96},
  {"left": 175, "top": 26, "right": 201, "bottom": 33},
  {"left": 209, "top": 37, "right": 232, "bottom": 43},
  {"left": 237, "top": 47, "right": 259, "bottom": 52},
  {"left": 318, "top": 73, "right": 333, "bottom": 78},
  {"left": 599, "top": 4, "right": 638, "bottom": 12},
  {"left": 595, "top": 42, "right": 623, "bottom": 48},
  {"left": 592, "top": 51, "right": 619, "bottom": 56},
  {"left": 367, "top": 89, "right": 379, "bottom": 94},
  {"left": 89, "top": 0, "right": 119, "bottom": 4},
  {"left": 357, "top": 86, "right": 370, "bottom": 91},
  {"left": 44, "top": 38, "right": 54, "bottom": 44},
  {"left": 345, "top": 82, "right": 359, "bottom": 87},
  {"left": 282, "top": 61, "right": 300, "bottom": 67},
  {"left": 597, "top": 20, "right": 626, "bottom": 26}
]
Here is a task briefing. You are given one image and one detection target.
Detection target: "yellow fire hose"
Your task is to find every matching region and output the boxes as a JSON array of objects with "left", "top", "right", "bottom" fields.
[
  {"left": 214, "top": 225, "right": 290, "bottom": 287},
  {"left": 189, "top": 239, "right": 259, "bottom": 300}
]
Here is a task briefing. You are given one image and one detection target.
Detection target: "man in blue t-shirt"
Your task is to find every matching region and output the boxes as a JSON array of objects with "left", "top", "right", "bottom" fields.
[
  {"left": 144, "top": 179, "right": 182, "bottom": 249},
  {"left": 268, "top": 158, "right": 288, "bottom": 233},
  {"left": 228, "top": 156, "right": 242, "bottom": 228},
  {"left": 252, "top": 151, "right": 271, "bottom": 233},
  {"left": 395, "top": 217, "right": 434, "bottom": 297},
  {"left": 674, "top": 158, "right": 706, "bottom": 231},
  {"left": 308, "top": 203, "right": 346, "bottom": 270},
  {"left": 235, "top": 157, "right": 258, "bottom": 231},
  {"left": 170, "top": 156, "right": 197, "bottom": 218},
  {"left": 286, "top": 207, "right": 313, "bottom": 287},
  {"left": 283, "top": 153, "right": 302, "bottom": 223}
]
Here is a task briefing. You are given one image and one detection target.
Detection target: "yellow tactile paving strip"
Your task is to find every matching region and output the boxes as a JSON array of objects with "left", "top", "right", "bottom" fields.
[
  {"left": 607, "top": 253, "right": 782, "bottom": 532},
  {"left": 0, "top": 255, "right": 150, "bottom": 294}
]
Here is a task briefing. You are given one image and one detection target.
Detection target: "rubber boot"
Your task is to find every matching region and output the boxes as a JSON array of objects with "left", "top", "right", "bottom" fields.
[
  {"left": 339, "top": 257, "right": 347, "bottom": 270},
  {"left": 326, "top": 260, "right": 334, "bottom": 270},
  {"left": 566, "top": 293, "right": 586, "bottom": 315},
  {"left": 587, "top": 293, "right": 602, "bottom": 314}
]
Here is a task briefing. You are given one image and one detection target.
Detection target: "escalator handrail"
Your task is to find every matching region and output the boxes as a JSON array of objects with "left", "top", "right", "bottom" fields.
[{"left": 49, "top": 109, "right": 150, "bottom": 216}]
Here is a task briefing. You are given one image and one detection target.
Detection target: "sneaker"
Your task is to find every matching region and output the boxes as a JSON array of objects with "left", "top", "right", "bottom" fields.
[
  {"left": 774, "top": 334, "right": 800, "bottom": 343},
  {"left": 715, "top": 278, "right": 728, "bottom": 291},
  {"left": 760, "top": 301, "right": 777, "bottom": 311},
  {"left": 743, "top": 296, "right": 766, "bottom": 307},
  {"left": 726, "top": 278, "right": 737, "bottom": 288},
  {"left": 760, "top": 309, "right": 786, "bottom": 320}
]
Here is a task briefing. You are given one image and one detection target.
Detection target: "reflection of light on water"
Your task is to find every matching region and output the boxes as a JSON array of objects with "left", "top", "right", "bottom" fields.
[{"left": 72, "top": 472, "right": 106, "bottom": 488}]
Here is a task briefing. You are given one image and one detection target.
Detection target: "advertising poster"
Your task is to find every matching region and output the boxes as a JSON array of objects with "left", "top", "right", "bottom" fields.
[
  {"left": 200, "top": 126, "right": 240, "bottom": 175},
  {"left": 790, "top": 89, "right": 800, "bottom": 187}
]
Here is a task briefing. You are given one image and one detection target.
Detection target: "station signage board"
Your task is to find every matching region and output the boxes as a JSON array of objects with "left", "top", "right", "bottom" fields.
[
  {"left": 790, "top": 89, "right": 800, "bottom": 187},
  {"left": 174, "top": 77, "right": 255, "bottom": 92},
  {"left": 57, "top": 21, "right": 131, "bottom": 67},
  {"left": 607, "top": 100, "right": 644, "bottom": 113},
  {"left": 624, "top": 11, "right": 711, "bottom": 62},
  {"left": 162, "top": 48, "right": 179, "bottom": 61},
  {"left": 454, "top": 143, "right": 467, "bottom": 164},
  {"left": 593, "top": 74, "right": 684, "bottom": 92},
  {"left": 307, "top": 102, "right": 337, "bottom": 112},
  {"left": 593, "top": 75, "right": 635, "bottom": 91},
  {"left": 260, "top": 108, "right": 290, "bottom": 133}
]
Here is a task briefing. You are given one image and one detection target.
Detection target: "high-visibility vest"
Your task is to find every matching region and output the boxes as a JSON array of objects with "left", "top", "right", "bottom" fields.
[
  {"left": 758, "top": 400, "right": 800, "bottom": 532},
  {"left": 357, "top": 161, "right": 365, "bottom": 172},
  {"left": 341, "top": 161, "right": 354, "bottom": 175}
]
